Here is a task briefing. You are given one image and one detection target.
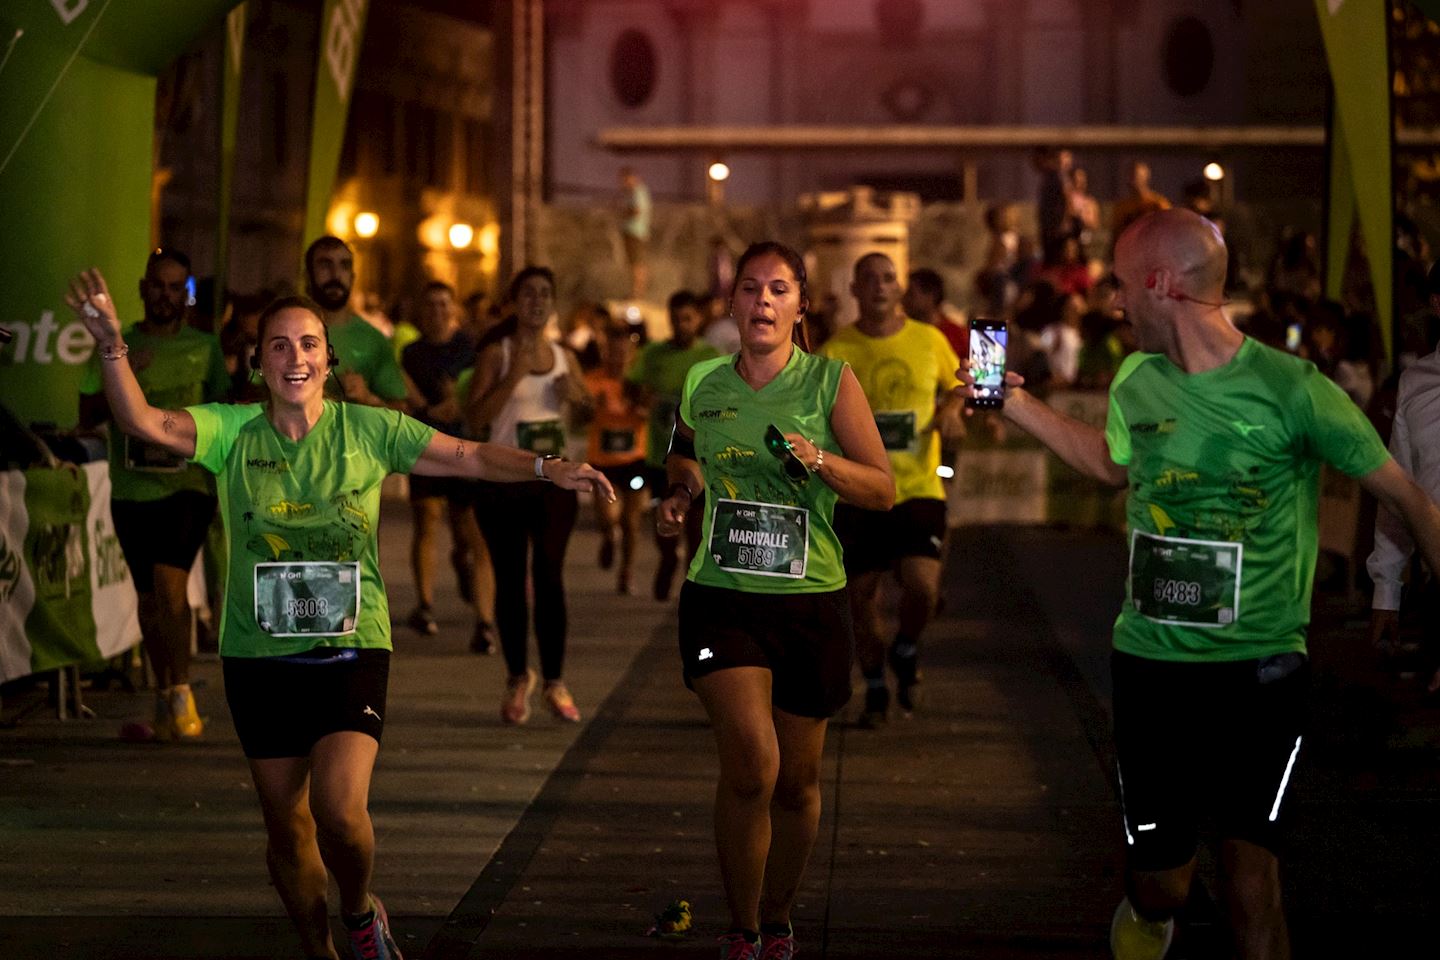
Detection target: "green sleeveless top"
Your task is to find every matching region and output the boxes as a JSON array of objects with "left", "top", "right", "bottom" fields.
[{"left": 680, "top": 348, "right": 848, "bottom": 594}]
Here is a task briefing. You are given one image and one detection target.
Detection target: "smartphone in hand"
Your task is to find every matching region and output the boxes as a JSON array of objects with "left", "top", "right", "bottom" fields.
[{"left": 966, "top": 317, "right": 1008, "bottom": 409}]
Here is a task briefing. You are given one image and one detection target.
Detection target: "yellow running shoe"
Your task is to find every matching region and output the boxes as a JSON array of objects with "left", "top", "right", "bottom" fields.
[
  {"left": 167, "top": 683, "right": 204, "bottom": 740},
  {"left": 1110, "top": 897, "right": 1174, "bottom": 960}
]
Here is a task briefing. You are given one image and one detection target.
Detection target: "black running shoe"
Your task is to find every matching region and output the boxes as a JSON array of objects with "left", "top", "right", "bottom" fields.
[
  {"left": 889, "top": 644, "right": 922, "bottom": 713},
  {"left": 406, "top": 607, "right": 438, "bottom": 636},
  {"left": 856, "top": 685, "right": 889, "bottom": 729},
  {"left": 470, "top": 620, "right": 497, "bottom": 655}
]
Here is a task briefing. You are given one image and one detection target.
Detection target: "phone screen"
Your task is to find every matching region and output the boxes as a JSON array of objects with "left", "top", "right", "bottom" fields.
[{"left": 968, "top": 321, "right": 1008, "bottom": 408}]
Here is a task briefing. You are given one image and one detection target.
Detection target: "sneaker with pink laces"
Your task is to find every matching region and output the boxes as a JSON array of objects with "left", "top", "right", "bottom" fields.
[
  {"left": 501, "top": 669, "right": 537, "bottom": 725},
  {"left": 344, "top": 894, "right": 403, "bottom": 960},
  {"left": 543, "top": 681, "right": 582, "bottom": 722},
  {"left": 759, "top": 923, "right": 796, "bottom": 959},
  {"left": 717, "top": 930, "right": 760, "bottom": 960}
]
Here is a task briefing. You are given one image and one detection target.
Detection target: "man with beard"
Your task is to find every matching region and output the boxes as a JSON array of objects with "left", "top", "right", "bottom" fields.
[
  {"left": 80, "top": 248, "right": 230, "bottom": 740},
  {"left": 820, "top": 252, "right": 963, "bottom": 726},
  {"left": 303, "top": 235, "right": 412, "bottom": 409}
]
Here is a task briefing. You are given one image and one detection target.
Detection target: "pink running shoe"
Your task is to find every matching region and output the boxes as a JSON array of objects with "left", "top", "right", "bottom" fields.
[
  {"left": 543, "top": 681, "right": 582, "bottom": 723},
  {"left": 759, "top": 926, "right": 796, "bottom": 959},
  {"left": 717, "top": 931, "right": 760, "bottom": 960},
  {"left": 501, "top": 669, "right": 538, "bottom": 725},
  {"left": 345, "top": 894, "right": 403, "bottom": 960}
]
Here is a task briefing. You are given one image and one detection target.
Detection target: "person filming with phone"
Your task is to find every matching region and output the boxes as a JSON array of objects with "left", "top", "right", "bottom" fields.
[
  {"left": 654, "top": 241, "right": 893, "bottom": 959},
  {"left": 957, "top": 208, "right": 1440, "bottom": 960}
]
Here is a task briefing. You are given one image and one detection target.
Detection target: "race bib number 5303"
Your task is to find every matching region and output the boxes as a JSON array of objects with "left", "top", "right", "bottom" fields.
[{"left": 254, "top": 561, "right": 361, "bottom": 637}]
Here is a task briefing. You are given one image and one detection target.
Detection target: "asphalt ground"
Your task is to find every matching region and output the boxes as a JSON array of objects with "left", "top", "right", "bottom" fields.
[{"left": 2, "top": 504, "right": 1437, "bottom": 959}]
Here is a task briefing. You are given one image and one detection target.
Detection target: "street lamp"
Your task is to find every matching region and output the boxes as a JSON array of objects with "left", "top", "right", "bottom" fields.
[
  {"left": 449, "top": 222, "right": 475, "bottom": 249},
  {"left": 1202, "top": 162, "right": 1225, "bottom": 182},
  {"left": 355, "top": 211, "right": 379, "bottom": 238},
  {"left": 706, "top": 159, "right": 729, "bottom": 206}
]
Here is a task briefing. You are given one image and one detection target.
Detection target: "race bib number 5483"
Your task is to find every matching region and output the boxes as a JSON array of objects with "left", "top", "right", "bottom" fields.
[{"left": 1128, "top": 531, "right": 1241, "bottom": 628}]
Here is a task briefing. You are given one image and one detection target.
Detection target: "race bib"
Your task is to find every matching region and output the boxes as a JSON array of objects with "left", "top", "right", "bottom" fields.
[
  {"left": 709, "top": 499, "right": 808, "bottom": 579},
  {"left": 874, "top": 411, "right": 917, "bottom": 451},
  {"left": 1129, "top": 531, "right": 1241, "bottom": 628},
  {"left": 601, "top": 428, "right": 637, "bottom": 454},
  {"left": 517, "top": 418, "right": 564, "bottom": 455},
  {"left": 254, "top": 561, "right": 360, "bottom": 637},
  {"left": 123, "top": 435, "right": 186, "bottom": 473}
]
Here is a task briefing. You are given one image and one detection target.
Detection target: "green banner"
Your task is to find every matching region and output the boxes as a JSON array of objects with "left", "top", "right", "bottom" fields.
[
  {"left": 215, "top": 2, "right": 247, "bottom": 319},
  {"left": 302, "top": 0, "right": 369, "bottom": 245},
  {"left": 0, "top": 1, "right": 241, "bottom": 430},
  {"left": 1314, "top": 0, "right": 1393, "bottom": 359},
  {"left": 1325, "top": 107, "right": 1356, "bottom": 303}
]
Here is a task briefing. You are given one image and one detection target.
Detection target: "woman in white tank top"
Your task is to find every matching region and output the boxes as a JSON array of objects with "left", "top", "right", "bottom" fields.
[{"left": 467, "top": 267, "right": 594, "bottom": 725}]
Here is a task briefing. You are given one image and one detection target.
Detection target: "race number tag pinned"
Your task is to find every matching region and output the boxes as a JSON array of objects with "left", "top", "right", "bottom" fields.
[
  {"left": 1129, "top": 531, "right": 1241, "bottom": 628},
  {"left": 710, "top": 499, "right": 809, "bottom": 579},
  {"left": 254, "top": 561, "right": 361, "bottom": 636}
]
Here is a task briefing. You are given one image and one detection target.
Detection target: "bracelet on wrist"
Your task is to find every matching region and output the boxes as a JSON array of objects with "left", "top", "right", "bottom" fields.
[
  {"left": 100, "top": 342, "right": 129, "bottom": 361},
  {"left": 808, "top": 440, "right": 825, "bottom": 473},
  {"left": 534, "top": 454, "right": 563, "bottom": 480}
]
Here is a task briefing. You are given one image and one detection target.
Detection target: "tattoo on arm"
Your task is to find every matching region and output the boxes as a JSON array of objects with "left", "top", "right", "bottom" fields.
[
  {"left": 455, "top": 441, "right": 465, "bottom": 460},
  {"left": 162, "top": 412, "right": 176, "bottom": 433}
]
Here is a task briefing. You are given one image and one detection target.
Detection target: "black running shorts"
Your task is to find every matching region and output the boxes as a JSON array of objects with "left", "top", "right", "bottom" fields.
[
  {"left": 110, "top": 491, "right": 217, "bottom": 592},
  {"left": 833, "top": 498, "right": 947, "bottom": 575},
  {"left": 1111, "top": 649, "right": 1309, "bottom": 871},
  {"left": 223, "top": 649, "right": 390, "bottom": 759},
  {"left": 677, "top": 580, "right": 853, "bottom": 718}
]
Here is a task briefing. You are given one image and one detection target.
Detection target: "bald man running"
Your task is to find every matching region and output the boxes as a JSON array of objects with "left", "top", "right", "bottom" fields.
[{"left": 961, "top": 209, "right": 1440, "bottom": 960}]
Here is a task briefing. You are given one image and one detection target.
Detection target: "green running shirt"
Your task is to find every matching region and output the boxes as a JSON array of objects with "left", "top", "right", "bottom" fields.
[
  {"left": 626, "top": 339, "right": 721, "bottom": 467},
  {"left": 1104, "top": 337, "right": 1389, "bottom": 662},
  {"left": 326, "top": 314, "right": 409, "bottom": 402},
  {"left": 81, "top": 325, "right": 230, "bottom": 502},
  {"left": 187, "top": 400, "right": 435, "bottom": 658},
  {"left": 680, "top": 348, "right": 848, "bottom": 594}
]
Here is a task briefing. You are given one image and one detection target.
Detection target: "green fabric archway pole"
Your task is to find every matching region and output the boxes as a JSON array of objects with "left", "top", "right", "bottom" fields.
[
  {"left": 1315, "top": 0, "right": 1393, "bottom": 361},
  {"left": 302, "top": 0, "right": 369, "bottom": 247},
  {"left": 0, "top": 0, "right": 241, "bottom": 430}
]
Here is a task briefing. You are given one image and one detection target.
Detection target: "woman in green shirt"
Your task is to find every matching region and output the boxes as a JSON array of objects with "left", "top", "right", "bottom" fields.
[
  {"left": 656, "top": 242, "right": 894, "bottom": 959},
  {"left": 67, "top": 270, "right": 612, "bottom": 960}
]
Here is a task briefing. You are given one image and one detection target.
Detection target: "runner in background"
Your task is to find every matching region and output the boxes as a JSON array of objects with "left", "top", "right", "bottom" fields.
[
  {"left": 626, "top": 290, "right": 719, "bottom": 600},
  {"left": 400, "top": 280, "right": 498, "bottom": 653},
  {"left": 79, "top": 248, "right": 229, "bottom": 741},
  {"left": 656, "top": 241, "right": 894, "bottom": 960},
  {"left": 467, "top": 266, "right": 595, "bottom": 724},
  {"left": 585, "top": 317, "right": 650, "bottom": 595},
  {"left": 67, "top": 270, "right": 612, "bottom": 960},
  {"left": 822, "top": 253, "right": 963, "bottom": 726}
]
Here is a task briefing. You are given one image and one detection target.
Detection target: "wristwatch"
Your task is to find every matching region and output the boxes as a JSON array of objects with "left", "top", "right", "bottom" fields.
[{"left": 534, "top": 454, "right": 563, "bottom": 480}]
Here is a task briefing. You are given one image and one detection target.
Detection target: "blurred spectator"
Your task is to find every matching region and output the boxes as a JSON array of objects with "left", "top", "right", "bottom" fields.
[
  {"left": 1011, "top": 235, "right": 1042, "bottom": 291},
  {"left": 1009, "top": 281, "right": 1061, "bottom": 393},
  {"left": 1068, "top": 166, "right": 1101, "bottom": 255},
  {"left": 564, "top": 302, "right": 606, "bottom": 372},
  {"left": 806, "top": 292, "right": 841, "bottom": 350},
  {"left": 1040, "top": 235, "right": 1093, "bottom": 297},
  {"left": 1111, "top": 160, "right": 1171, "bottom": 240},
  {"left": 617, "top": 166, "right": 651, "bottom": 299},
  {"left": 1268, "top": 230, "right": 1322, "bottom": 304},
  {"left": 903, "top": 267, "right": 967, "bottom": 360},
  {"left": 706, "top": 234, "right": 736, "bottom": 301},
  {"left": 1034, "top": 147, "right": 1074, "bottom": 246},
  {"left": 1076, "top": 276, "right": 1126, "bottom": 390},
  {"left": 462, "top": 290, "right": 495, "bottom": 341},
  {"left": 974, "top": 202, "right": 1019, "bottom": 316}
]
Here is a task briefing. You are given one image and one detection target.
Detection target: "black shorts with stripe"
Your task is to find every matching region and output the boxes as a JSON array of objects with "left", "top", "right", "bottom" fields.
[{"left": 1111, "top": 649, "right": 1309, "bottom": 871}]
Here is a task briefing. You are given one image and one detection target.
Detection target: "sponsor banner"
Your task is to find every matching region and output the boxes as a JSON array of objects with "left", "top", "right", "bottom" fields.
[
  {"left": 0, "top": 463, "right": 139, "bottom": 683},
  {"left": 302, "top": 0, "right": 369, "bottom": 244}
]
